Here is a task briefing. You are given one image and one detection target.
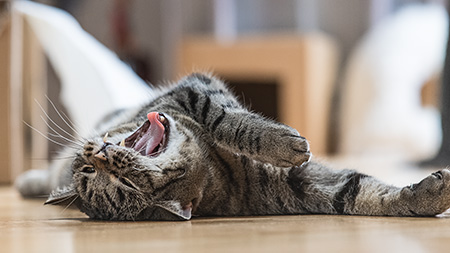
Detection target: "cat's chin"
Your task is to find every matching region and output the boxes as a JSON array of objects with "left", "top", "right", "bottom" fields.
[{"left": 121, "top": 112, "right": 170, "bottom": 157}]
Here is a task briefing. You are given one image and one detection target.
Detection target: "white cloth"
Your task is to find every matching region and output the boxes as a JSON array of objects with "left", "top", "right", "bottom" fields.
[{"left": 14, "top": 1, "right": 154, "bottom": 137}]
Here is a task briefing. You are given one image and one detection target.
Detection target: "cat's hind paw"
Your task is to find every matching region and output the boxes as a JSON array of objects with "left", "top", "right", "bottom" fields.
[
  {"left": 15, "top": 169, "right": 51, "bottom": 198},
  {"left": 401, "top": 169, "right": 450, "bottom": 216}
]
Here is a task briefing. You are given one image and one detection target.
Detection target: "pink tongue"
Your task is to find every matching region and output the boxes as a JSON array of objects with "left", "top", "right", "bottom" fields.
[{"left": 133, "top": 112, "right": 165, "bottom": 156}]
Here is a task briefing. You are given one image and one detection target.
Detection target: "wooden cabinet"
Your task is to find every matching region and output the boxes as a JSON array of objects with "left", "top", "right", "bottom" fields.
[{"left": 177, "top": 34, "right": 338, "bottom": 155}]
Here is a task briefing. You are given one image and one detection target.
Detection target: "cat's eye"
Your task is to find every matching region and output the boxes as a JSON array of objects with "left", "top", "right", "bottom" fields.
[
  {"left": 81, "top": 165, "right": 96, "bottom": 174},
  {"left": 118, "top": 176, "right": 137, "bottom": 190}
]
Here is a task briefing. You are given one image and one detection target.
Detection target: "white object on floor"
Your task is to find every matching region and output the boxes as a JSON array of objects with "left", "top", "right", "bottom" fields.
[
  {"left": 14, "top": 1, "right": 154, "bottom": 137},
  {"left": 340, "top": 4, "right": 448, "bottom": 160}
]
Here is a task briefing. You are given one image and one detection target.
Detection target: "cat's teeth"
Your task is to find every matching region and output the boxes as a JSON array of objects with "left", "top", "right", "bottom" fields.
[
  {"left": 103, "top": 132, "right": 109, "bottom": 143},
  {"left": 159, "top": 114, "right": 166, "bottom": 124},
  {"left": 119, "top": 139, "right": 125, "bottom": 147}
]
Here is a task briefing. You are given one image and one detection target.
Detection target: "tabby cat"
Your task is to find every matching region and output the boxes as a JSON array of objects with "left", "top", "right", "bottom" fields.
[{"left": 16, "top": 73, "right": 450, "bottom": 220}]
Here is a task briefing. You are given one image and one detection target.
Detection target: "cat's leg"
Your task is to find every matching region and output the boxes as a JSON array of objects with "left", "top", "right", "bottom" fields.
[
  {"left": 175, "top": 73, "right": 311, "bottom": 167},
  {"left": 15, "top": 169, "right": 52, "bottom": 197},
  {"left": 211, "top": 110, "right": 311, "bottom": 167},
  {"left": 15, "top": 153, "right": 73, "bottom": 197},
  {"left": 288, "top": 162, "right": 450, "bottom": 216}
]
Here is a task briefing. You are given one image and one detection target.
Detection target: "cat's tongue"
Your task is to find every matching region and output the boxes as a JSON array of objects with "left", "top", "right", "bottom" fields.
[{"left": 132, "top": 112, "right": 165, "bottom": 156}]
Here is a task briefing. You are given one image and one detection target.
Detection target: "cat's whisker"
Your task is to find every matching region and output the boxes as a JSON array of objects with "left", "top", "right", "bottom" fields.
[
  {"left": 44, "top": 118, "right": 84, "bottom": 147},
  {"left": 132, "top": 145, "right": 147, "bottom": 159},
  {"left": 150, "top": 147, "right": 168, "bottom": 157},
  {"left": 23, "top": 121, "right": 80, "bottom": 150},
  {"left": 134, "top": 163, "right": 164, "bottom": 172},
  {"left": 46, "top": 131, "right": 84, "bottom": 147},
  {"left": 35, "top": 99, "right": 80, "bottom": 142},
  {"left": 60, "top": 195, "right": 79, "bottom": 214},
  {"left": 128, "top": 152, "right": 138, "bottom": 161},
  {"left": 130, "top": 138, "right": 139, "bottom": 148},
  {"left": 40, "top": 116, "right": 84, "bottom": 147},
  {"left": 24, "top": 194, "right": 51, "bottom": 199},
  {"left": 120, "top": 152, "right": 133, "bottom": 165},
  {"left": 110, "top": 189, "right": 118, "bottom": 204},
  {"left": 47, "top": 194, "right": 77, "bottom": 206},
  {"left": 45, "top": 95, "right": 87, "bottom": 141},
  {"left": 50, "top": 148, "right": 78, "bottom": 157},
  {"left": 153, "top": 165, "right": 164, "bottom": 172},
  {"left": 50, "top": 157, "right": 76, "bottom": 161},
  {"left": 89, "top": 128, "right": 101, "bottom": 140},
  {"left": 130, "top": 149, "right": 148, "bottom": 162},
  {"left": 30, "top": 157, "right": 64, "bottom": 161},
  {"left": 124, "top": 201, "right": 135, "bottom": 222},
  {"left": 58, "top": 103, "right": 96, "bottom": 141},
  {"left": 29, "top": 157, "right": 50, "bottom": 161},
  {"left": 49, "top": 155, "right": 78, "bottom": 160}
]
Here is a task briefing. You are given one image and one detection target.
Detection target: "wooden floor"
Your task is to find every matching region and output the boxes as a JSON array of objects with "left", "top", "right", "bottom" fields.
[{"left": 2, "top": 156, "right": 450, "bottom": 253}]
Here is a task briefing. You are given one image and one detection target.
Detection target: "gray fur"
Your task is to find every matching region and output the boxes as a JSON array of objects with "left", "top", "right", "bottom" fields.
[{"left": 16, "top": 73, "right": 450, "bottom": 220}]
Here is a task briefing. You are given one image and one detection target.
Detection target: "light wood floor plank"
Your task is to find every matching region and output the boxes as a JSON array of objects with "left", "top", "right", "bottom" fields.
[{"left": 2, "top": 181, "right": 450, "bottom": 253}]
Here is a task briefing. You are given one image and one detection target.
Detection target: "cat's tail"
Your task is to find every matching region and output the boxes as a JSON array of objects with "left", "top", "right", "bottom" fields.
[{"left": 15, "top": 169, "right": 52, "bottom": 198}]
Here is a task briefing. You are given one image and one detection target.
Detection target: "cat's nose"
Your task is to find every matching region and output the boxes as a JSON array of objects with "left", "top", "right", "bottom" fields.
[
  {"left": 94, "top": 142, "right": 113, "bottom": 161},
  {"left": 94, "top": 151, "right": 107, "bottom": 161}
]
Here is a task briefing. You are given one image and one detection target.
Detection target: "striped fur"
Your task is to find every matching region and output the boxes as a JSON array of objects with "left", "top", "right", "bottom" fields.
[{"left": 17, "top": 73, "right": 450, "bottom": 220}]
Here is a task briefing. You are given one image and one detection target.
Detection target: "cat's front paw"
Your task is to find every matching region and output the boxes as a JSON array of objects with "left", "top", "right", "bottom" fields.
[
  {"left": 259, "top": 128, "right": 311, "bottom": 167},
  {"left": 278, "top": 133, "right": 311, "bottom": 167},
  {"left": 401, "top": 169, "right": 450, "bottom": 216}
]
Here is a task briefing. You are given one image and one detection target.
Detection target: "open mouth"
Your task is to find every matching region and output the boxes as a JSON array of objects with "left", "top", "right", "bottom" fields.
[{"left": 121, "top": 112, "right": 170, "bottom": 157}]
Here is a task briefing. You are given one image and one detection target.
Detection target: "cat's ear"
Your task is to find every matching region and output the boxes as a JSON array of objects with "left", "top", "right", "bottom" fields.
[
  {"left": 44, "top": 184, "right": 80, "bottom": 208},
  {"left": 137, "top": 200, "right": 192, "bottom": 221},
  {"left": 155, "top": 201, "right": 192, "bottom": 220}
]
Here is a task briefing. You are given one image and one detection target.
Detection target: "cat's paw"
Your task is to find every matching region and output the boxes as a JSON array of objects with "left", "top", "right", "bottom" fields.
[
  {"left": 259, "top": 127, "right": 311, "bottom": 167},
  {"left": 401, "top": 169, "right": 450, "bottom": 216},
  {"left": 15, "top": 169, "right": 51, "bottom": 197}
]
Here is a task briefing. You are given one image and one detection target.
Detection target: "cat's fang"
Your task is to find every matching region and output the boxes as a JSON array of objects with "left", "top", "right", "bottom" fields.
[
  {"left": 119, "top": 139, "right": 125, "bottom": 147},
  {"left": 103, "top": 132, "right": 109, "bottom": 143},
  {"left": 159, "top": 113, "right": 167, "bottom": 124}
]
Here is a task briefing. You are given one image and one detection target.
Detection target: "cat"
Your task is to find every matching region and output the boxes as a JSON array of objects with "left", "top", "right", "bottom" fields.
[{"left": 15, "top": 73, "right": 450, "bottom": 220}]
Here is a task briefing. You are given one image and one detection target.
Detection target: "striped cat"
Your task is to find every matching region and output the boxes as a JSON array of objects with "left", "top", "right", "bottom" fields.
[{"left": 16, "top": 73, "right": 450, "bottom": 220}]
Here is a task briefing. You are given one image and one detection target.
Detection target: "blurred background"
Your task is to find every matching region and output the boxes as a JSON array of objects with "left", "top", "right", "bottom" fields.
[
  {"left": 1, "top": 0, "right": 449, "bottom": 184},
  {"left": 36, "top": 0, "right": 440, "bottom": 82}
]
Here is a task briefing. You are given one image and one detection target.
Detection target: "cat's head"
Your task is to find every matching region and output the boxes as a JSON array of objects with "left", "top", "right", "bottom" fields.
[{"left": 45, "top": 112, "right": 207, "bottom": 221}]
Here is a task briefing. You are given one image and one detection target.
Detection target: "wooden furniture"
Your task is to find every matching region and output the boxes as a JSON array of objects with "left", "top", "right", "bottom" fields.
[
  {"left": 177, "top": 34, "right": 339, "bottom": 155},
  {"left": 0, "top": 4, "right": 48, "bottom": 184},
  {"left": 0, "top": 4, "right": 12, "bottom": 184}
]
